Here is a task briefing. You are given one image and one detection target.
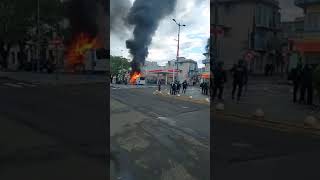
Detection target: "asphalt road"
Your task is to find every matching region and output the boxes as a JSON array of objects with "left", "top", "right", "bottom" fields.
[
  {"left": 213, "top": 115, "right": 320, "bottom": 180},
  {"left": 0, "top": 77, "right": 108, "bottom": 179},
  {"left": 111, "top": 86, "right": 210, "bottom": 180}
]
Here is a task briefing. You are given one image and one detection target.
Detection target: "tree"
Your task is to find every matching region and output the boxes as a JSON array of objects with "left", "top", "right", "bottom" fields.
[
  {"left": 0, "top": 0, "right": 64, "bottom": 43},
  {"left": 110, "top": 55, "right": 130, "bottom": 82}
]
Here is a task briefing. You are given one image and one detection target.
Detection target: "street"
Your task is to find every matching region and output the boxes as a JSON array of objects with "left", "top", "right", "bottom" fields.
[
  {"left": 213, "top": 114, "right": 320, "bottom": 180},
  {"left": 0, "top": 77, "right": 107, "bottom": 179},
  {"left": 111, "top": 86, "right": 210, "bottom": 180}
]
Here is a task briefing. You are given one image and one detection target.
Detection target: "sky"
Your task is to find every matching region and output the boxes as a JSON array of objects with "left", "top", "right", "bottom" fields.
[
  {"left": 280, "top": 0, "right": 304, "bottom": 21},
  {"left": 110, "top": 0, "right": 210, "bottom": 68},
  {"left": 110, "top": 0, "right": 303, "bottom": 68}
]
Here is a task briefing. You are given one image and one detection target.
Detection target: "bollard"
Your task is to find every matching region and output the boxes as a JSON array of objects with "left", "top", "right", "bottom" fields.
[
  {"left": 304, "top": 116, "right": 320, "bottom": 128},
  {"left": 215, "top": 103, "right": 225, "bottom": 111},
  {"left": 254, "top": 108, "right": 264, "bottom": 120}
]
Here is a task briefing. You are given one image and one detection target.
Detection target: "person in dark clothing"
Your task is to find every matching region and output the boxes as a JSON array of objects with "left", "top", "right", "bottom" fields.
[
  {"left": 231, "top": 59, "right": 248, "bottom": 102},
  {"left": 170, "top": 81, "right": 174, "bottom": 95},
  {"left": 173, "top": 82, "right": 177, "bottom": 95},
  {"left": 157, "top": 79, "right": 161, "bottom": 91},
  {"left": 212, "top": 61, "right": 227, "bottom": 102},
  {"left": 300, "top": 64, "right": 313, "bottom": 105},
  {"left": 177, "top": 81, "right": 181, "bottom": 94},
  {"left": 203, "top": 82, "right": 208, "bottom": 95},
  {"left": 264, "top": 64, "right": 269, "bottom": 76},
  {"left": 182, "top": 80, "right": 187, "bottom": 94},
  {"left": 270, "top": 64, "right": 275, "bottom": 76},
  {"left": 200, "top": 82, "right": 204, "bottom": 94},
  {"left": 291, "top": 64, "right": 302, "bottom": 103}
]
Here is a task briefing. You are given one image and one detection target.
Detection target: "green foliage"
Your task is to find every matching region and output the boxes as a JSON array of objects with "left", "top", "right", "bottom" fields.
[
  {"left": 110, "top": 55, "right": 130, "bottom": 79},
  {"left": 0, "top": 0, "right": 64, "bottom": 43}
]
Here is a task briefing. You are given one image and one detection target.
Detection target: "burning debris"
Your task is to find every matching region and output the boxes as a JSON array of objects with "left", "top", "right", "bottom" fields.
[
  {"left": 126, "top": 0, "right": 177, "bottom": 74},
  {"left": 65, "top": 0, "right": 107, "bottom": 71},
  {"left": 65, "top": 33, "right": 100, "bottom": 67},
  {"left": 129, "top": 71, "right": 141, "bottom": 84}
]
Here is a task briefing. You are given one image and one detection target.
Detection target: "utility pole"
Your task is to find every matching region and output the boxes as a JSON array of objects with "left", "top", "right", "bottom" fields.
[
  {"left": 172, "top": 19, "right": 186, "bottom": 82},
  {"left": 213, "top": 0, "right": 219, "bottom": 65},
  {"left": 37, "top": 0, "right": 40, "bottom": 72}
]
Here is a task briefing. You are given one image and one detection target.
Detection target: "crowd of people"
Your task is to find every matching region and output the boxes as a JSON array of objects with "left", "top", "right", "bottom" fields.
[
  {"left": 212, "top": 59, "right": 248, "bottom": 103},
  {"left": 290, "top": 63, "right": 314, "bottom": 105},
  {"left": 168, "top": 80, "right": 188, "bottom": 95}
]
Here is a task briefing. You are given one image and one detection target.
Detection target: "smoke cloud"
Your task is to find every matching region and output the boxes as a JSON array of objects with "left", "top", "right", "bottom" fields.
[
  {"left": 110, "top": 0, "right": 132, "bottom": 39},
  {"left": 66, "top": 0, "right": 100, "bottom": 40},
  {"left": 126, "top": 0, "right": 177, "bottom": 72}
]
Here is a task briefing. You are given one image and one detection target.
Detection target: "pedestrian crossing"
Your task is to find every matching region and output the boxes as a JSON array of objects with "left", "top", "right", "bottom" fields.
[{"left": 0, "top": 81, "right": 38, "bottom": 88}]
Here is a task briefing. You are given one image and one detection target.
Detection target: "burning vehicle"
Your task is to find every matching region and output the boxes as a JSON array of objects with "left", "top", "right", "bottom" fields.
[
  {"left": 129, "top": 71, "right": 145, "bottom": 85},
  {"left": 65, "top": 0, "right": 108, "bottom": 73},
  {"left": 65, "top": 33, "right": 107, "bottom": 73}
]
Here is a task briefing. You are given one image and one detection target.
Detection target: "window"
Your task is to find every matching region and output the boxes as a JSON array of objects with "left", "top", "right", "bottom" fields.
[{"left": 306, "top": 13, "right": 320, "bottom": 31}]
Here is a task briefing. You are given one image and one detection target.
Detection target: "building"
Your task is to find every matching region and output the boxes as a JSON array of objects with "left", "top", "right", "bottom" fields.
[
  {"left": 201, "top": 52, "right": 210, "bottom": 82},
  {"left": 211, "top": 0, "right": 281, "bottom": 73},
  {"left": 281, "top": 17, "right": 304, "bottom": 40},
  {"left": 141, "top": 57, "right": 199, "bottom": 84},
  {"left": 290, "top": 0, "right": 320, "bottom": 66}
]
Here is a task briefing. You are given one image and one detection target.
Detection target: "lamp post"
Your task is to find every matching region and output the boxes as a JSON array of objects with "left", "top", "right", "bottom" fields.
[
  {"left": 172, "top": 19, "right": 186, "bottom": 82},
  {"left": 36, "top": 0, "right": 40, "bottom": 72}
]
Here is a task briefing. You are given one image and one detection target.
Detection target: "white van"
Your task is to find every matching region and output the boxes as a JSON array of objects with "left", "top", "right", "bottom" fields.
[
  {"left": 136, "top": 77, "right": 146, "bottom": 85},
  {"left": 83, "top": 48, "right": 108, "bottom": 73}
]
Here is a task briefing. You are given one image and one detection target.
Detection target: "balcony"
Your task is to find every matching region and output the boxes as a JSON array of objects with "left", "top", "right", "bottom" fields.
[{"left": 295, "top": 0, "right": 320, "bottom": 7}]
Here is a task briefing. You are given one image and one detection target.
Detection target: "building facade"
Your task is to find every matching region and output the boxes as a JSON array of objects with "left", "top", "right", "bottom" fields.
[
  {"left": 141, "top": 57, "right": 199, "bottom": 84},
  {"left": 211, "top": 0, "right": 281, "bottom": 73},
  {"left": 292, "top": 0, "right": 320, "bottom": 66}
]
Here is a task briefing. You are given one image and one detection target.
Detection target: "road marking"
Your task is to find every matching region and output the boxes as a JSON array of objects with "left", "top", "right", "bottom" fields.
[
  {"left": 181, "top": 106, "right": 189, "bottom": 109},
  {"left": 17, "top": 82, "right": 36, "bottom": 87},
  {"left": 3, "top": 83, "right": 23, "bottom": 88}
]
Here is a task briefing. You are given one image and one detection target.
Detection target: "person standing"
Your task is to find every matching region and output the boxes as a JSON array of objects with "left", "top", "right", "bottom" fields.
[
  {"left": 300, "top": 64, "right": 313, "bottom": 105},
  {"left": 203, "top": 82, "right": 208, "bottom": 95},
  {"left": 231, "top": 59, "right": 248, "bottom": 102},
  {"left": 212, "top": 61, "right": 227, "bottom": 102},
  {"left": 200, "top": 82, "right": 204, "bottom": 94},
  {"left": 182, "top": 80, "right": 187, "bottom": 94},
  {"left": 157, "top": 79, "right": 161, "bottom": 91},
  {"left": 170, "top": 81, "right": 174, "bottom": 95},
  {"left": 177, "top": 81, "right": 181, "bottom": 94},
  {"left": 291, "top": 64, "right": 302, "bottom": 103}
]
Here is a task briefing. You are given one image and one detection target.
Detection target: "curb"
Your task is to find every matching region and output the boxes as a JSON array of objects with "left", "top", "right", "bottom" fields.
[{"left": 213, "top": 110, "right": 320, "bottom": 136}]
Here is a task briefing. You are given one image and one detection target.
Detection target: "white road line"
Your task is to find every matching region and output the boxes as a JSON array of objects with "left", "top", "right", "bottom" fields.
[
  {"left": 17, "top": 82, "right": 36, "bottom": 87},
  {"left": 3, "top": 83, "right": 23, "bottom": 88}
]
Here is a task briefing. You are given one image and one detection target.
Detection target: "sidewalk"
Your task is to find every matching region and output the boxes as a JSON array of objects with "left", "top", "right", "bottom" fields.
[
  {"left": 215, "top": 75, "right": 320, "bottom": 127},
  {"left": 0, "top": 71, "right": 107, "bottom": 85}
]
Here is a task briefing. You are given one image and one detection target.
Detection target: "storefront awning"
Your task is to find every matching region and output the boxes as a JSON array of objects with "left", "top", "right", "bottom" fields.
[
  {"left": 201, "top": 72, "right": 210, "bottom": 79},
  {"left": 293, "top": 40, "right": 320, "bottom": 53}
]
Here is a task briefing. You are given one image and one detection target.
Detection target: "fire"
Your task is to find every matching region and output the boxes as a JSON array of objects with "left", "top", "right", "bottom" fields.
[
  {"left": 65, "top": 33, "right": 100, "bottom": 69},
  {"left": 130, "top": 71, "right": 141, "bottom": 84}
]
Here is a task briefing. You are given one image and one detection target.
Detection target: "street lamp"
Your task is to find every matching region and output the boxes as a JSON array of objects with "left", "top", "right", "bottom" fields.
[
  {"left": 172, "top": 19, "right": 186, "bottom": 82},
  {"left": 36, "top": 0, "right": 40, "bottom": 72}
]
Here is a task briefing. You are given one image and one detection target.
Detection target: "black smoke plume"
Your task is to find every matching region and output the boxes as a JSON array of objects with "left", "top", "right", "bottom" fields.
[
  {"left": 65, "top": 0, "right": 100, "bottom": 41},
  {"left": 126, "top": 0, "right": 177, "bottom": 73}
]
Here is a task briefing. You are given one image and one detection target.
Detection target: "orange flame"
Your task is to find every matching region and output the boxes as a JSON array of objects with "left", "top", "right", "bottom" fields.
[
  {"left": 130, "top": 71, "right": 141, "bottom": 84},
  {"left": 65, "top": 33, "right": 101, "bottom": 69}
]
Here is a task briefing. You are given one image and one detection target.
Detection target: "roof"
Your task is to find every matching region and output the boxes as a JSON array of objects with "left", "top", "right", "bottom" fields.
[{"left": 213, "top": 0, "right": 280, "bottom": 8}]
